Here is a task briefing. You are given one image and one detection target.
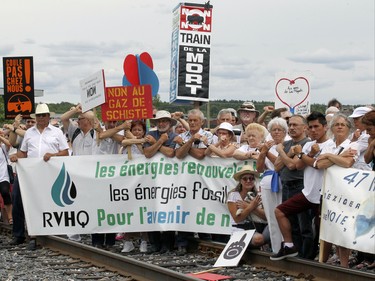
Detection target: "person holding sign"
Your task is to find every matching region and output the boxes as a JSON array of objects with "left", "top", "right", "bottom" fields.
[
  {"left": 175, "top": 109, "right": 213, "bottom": 160},
  {"left": 205, "top": 122, "right": 237, "bottom": 158},
  {"left": 314, "top": 113, "right": 360, "bottom": 267},
  {"left": 0, "top": 131, "right": 13, "bottom": 226},
  {"left": 143, "top": 110, "right": 178, "bottom": 253},
  {"left": 256, "top": 117, "right": 289, "bottom": 254},
  {"left": 10, "top": 104, "right": 69, "bottom": 250},
  {"left": 273, "top": 115, "right": 312, "bottom": 259},
  {"left": 227, "top": 165, "right": 269, "bottom": 248},
  {"left": 233, "top": 123, "right": 268, "bottom": 161},
  {"left": 143, "top": 110, "right": 178, "bottom": 159},
  {"left": 233, "top": 101, "right": 260, "bottom": 145},
  {"left": 362, "top": 110, "right": 375, "bottom": 168},
  {"left": 271, "top": 112, "right": 335, "bottom": 261}
]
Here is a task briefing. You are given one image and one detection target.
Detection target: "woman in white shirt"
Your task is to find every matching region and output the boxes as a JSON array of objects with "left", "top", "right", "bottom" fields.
[
  {"left": 227, "top": 165, "right": 269, "bottom": 248},
  {"left": 257, "top": 117, "right": 288, "bottom": 253}
]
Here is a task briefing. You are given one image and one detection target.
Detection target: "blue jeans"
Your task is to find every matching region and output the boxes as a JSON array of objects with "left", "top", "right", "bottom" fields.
[{"left": 282, "top": 180, "right": 315, "bottom": 259}]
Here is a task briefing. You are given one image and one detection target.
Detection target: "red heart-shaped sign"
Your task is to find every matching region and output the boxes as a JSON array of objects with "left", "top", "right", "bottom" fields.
[
  {"left": 123, "top": 54, "right": 140, "bottom": 85},
  {"left": 275, "top": 77, "right": 310, "bottom": 113}
]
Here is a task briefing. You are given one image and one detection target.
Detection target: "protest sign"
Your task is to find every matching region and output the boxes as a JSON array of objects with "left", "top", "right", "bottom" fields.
[
  {"left": 101, "top": 85, "right": 153, "bottom": 121},
  {"left": 17, "top": 154, "right": 254, "bottom": 236},
  {"left": 320, "top": 166, "right": 375, "bottom": 254},
  {"left": 170, "top": 2, "right": 213, "bottom": 103},
  {"left": 275, "top": 71, "right": 311, "bottom": 115},
  {"left": 80, "top": 70, "right": 106, "bottom": 112},
  {"left": 2, "top": 56, "right": 35, "bottom": 119}
]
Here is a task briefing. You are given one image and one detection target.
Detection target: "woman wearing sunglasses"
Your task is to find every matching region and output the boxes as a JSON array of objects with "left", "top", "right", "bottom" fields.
[{"left": 227, "top": 165, "right": 270, "bottom": 248}]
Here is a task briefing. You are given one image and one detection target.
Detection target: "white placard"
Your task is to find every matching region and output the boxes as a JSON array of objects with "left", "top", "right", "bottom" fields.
[
  {"left": 80, "top": 70, "right": 106, "bottom": 112},
  {"left": 275, "top": 71, "right": 311, "bottom": 115},
  {"left": 320, "top": 166, "right": 375, "bottom": 254},
  {"left": 214, "top": 230, "right": 255, "bottom": 267}
]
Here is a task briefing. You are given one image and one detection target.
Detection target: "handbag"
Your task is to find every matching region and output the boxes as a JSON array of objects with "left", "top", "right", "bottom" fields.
[{"left": 1, "top": 146, "right": 14, "bottom": 184}]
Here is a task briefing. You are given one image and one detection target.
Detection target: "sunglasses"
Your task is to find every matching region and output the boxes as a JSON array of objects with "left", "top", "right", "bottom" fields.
[
  {"left": 241, "top": 176, "right": 255, "bottom": 182},
  {"left": 36, "top": 113, "right": 48, "bottom": 117}
]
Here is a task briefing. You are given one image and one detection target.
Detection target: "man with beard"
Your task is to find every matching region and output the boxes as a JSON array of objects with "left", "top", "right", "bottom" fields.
[
  {"left": 143, "top": 110, "right": 178, "bottom": 253},
  {"left": 143, "top": 110, "right": 178, "bottom": 158},
  {"left": 234, "top": 101, "right": 260, "bottom": 145}
]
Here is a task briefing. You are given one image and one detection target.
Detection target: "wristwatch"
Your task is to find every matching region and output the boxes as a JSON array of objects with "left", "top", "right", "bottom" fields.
[{"left": 297, "top": 152, "right": 305, "bottom": 159}]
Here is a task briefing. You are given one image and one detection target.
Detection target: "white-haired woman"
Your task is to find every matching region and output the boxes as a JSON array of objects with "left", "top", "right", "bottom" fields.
[
  {"left": 233, "top": 123, "right": 268, "bottom": 161},
  {"left": 316, "top": 113, "right": 358, "bottom": 268},
  {"left": 256, "top": 117, "right": 288, "bottom": 254}
]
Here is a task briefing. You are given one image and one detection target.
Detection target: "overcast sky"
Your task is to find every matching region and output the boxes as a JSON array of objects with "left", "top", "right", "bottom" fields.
[{"left": 1, "top": 0, "right": 374, "bottom": 106}]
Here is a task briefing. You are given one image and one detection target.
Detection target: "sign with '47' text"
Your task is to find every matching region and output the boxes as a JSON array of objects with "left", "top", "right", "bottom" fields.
[{"left": 320, "top": 166, "right": 374, "bottom": 254}]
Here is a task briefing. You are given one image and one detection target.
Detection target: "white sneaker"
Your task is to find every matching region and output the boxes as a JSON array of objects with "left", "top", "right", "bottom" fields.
[
  {"left": 67, "top": 234, "right": 81, "bottom": 242},
  {"left": 139, "top": 240, "right": 148, "bottom": 253},
  {"left": 121, "top": 241, "right": 135, "bottom": 253}
]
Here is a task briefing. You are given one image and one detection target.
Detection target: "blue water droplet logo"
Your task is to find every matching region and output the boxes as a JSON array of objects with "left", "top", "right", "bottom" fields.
[{"left": 51, "top": 163, "right": 77, "bottom": 207}]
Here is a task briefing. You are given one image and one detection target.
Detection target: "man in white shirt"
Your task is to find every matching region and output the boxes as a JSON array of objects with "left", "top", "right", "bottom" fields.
[
  {"left": 271, "top": 112, "right": 335, "bottom": 260},
  {"left": 10, "top": 104, "right": 69, "bottom": 250}
]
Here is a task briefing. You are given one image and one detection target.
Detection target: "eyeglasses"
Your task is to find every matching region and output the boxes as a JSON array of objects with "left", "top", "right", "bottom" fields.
[
  {"left": 241, "top": 176, "right": 255, "bottom": 182},
  {"left": 36, "top": 113, "right": 48, "bottom": 117},
  {"left": 78, "top": 117, "right": 86, "bottom": 121},
  {"left": 333, "top": 123, "right": 348, "bottom": 127}
]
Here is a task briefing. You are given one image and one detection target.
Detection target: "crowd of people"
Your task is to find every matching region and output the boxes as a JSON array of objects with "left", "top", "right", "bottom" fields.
[{"left": 0, "top": 98, "right": 374, "bottom": 269}]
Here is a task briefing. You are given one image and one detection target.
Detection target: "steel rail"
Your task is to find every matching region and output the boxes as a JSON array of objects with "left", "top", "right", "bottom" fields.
[
  {"left": 37, "top": 235, "right": 201, "bottom": 281},
  {"left": 200, "top": 240, "right": 375, "bottom": 281}
]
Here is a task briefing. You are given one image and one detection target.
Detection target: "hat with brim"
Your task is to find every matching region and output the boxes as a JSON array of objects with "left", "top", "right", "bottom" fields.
[
  {"left": 348, "top": 107, "right": 372, "bottom": 118},
  {"left": 237, "top": 101, "right": 259, "bottom": 117},
  {"left": 216, "top": 122, "right": 234, "bottom": 135},
  {"left": 30, "top": 103, "right": 55, "bottom": 118},
  {"left": 233, "top": 165, "right": 260, "bottom": 181},
  {"left": 150, "top": 110, "right": 177, "bottom": 126}
]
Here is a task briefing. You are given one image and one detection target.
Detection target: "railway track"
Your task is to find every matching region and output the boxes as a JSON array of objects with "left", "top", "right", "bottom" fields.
[{"left": 1, "top": 223, "right": 374, "bottom": 281}]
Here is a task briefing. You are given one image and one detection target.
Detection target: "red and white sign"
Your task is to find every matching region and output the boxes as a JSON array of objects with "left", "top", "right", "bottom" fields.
[
  {"left": 170, "top": 3, "right": 213, "bottom": 103},
  {"left": 101, "top": 85, "right": 153, "bottom": 121},
  {"left": 179, "top": 5, "right": 212, "bottom": 32},
  {"left": 275, "top": 72, "right": 311, "bottom": 115}
]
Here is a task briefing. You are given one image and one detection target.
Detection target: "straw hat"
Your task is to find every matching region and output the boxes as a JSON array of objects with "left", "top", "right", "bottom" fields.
[
  {"left": 233, "top": 165, "right": 260, "bottom": 181},
  {"left": 30, "top": 103, "right": 55, "bottom": 118},
  {"left": 237, "top": 101, "right": 259, "bottom": 117},
  {"left": 150, "top": 110, "right": 177, "bottom": 126}
]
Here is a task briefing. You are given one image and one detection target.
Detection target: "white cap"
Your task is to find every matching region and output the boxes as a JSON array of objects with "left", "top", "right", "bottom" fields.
[
  {"left": 217, "top": 122, "right": 234, "bottom": 134},
  {"left": 348, "top": 107, "right": 371, "bottom": 118}
]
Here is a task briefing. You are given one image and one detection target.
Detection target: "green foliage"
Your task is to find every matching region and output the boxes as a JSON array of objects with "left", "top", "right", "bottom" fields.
[{"left": 0, "top": 98, "right": 372, "bottom": 126}]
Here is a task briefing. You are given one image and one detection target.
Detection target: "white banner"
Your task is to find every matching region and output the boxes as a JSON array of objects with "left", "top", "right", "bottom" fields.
[
  {"left": 320, "top": 166, "right": 375, "bottom": 254},
  {"left": 17, "top": 154, "right": 254, "bottom": 236}
]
